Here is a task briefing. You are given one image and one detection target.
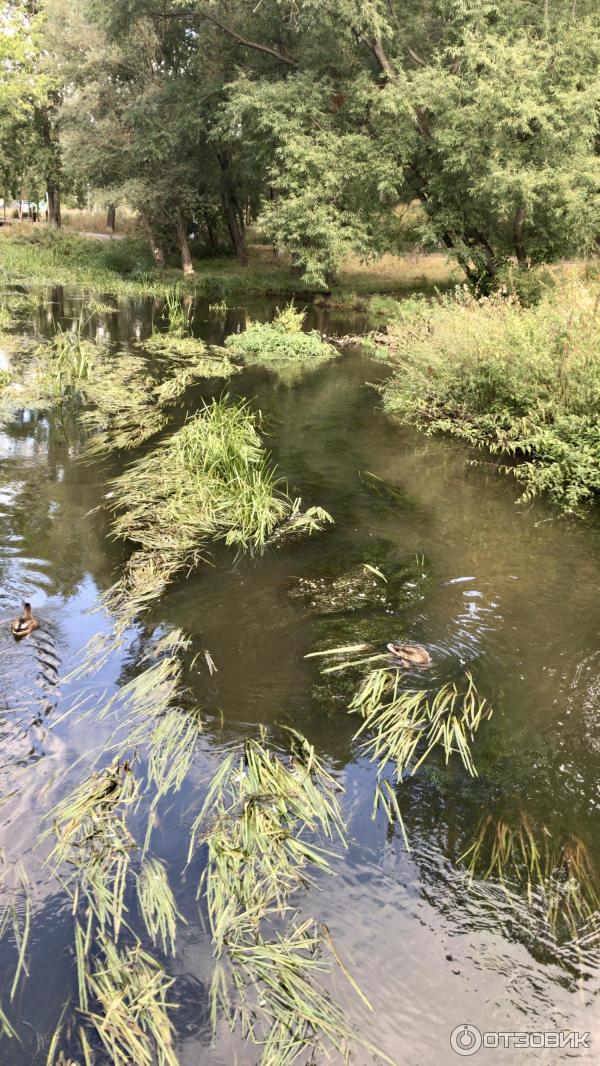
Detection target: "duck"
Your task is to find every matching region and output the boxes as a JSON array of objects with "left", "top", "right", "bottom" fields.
[
  {"left": 11, "top": 602, "right": 39, "bottom": 640},
  {"left": 386, "top": 642, "right": 432, "bottom": 666}
]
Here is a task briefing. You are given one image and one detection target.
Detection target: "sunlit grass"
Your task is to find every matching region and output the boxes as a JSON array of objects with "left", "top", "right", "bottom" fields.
[{"left": 351, "top": 670, "right": 492, "bottom": 780}]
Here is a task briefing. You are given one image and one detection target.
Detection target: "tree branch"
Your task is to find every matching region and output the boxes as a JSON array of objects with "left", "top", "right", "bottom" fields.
[
  {"left": 364, "top": 35, "right": 397, "bottom": 82},
  {"left": 158, "top": 9, "right": 298, "bottom": 66}
]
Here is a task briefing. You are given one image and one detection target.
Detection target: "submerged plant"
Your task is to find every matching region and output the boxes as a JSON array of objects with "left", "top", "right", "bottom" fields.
[{"left": 460, "top": 813, "right": 600, "bottom": 941}]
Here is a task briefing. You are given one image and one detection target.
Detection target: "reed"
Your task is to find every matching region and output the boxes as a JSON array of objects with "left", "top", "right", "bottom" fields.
[
  {"left": 187, "top": 733, "right": 385, "bottom": 1063},
  {"left": 351, "top": 670, "right": 492, "bottom": 779},
  {"left": 162, "top": 286, "right": 193, "bottom": 333}
]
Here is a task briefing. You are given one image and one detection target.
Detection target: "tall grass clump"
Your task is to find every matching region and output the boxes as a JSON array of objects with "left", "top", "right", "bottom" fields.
[
  {"left": 225, "top": 304, "right": 338, "bottom": 366},
  {"left": 105, "top": 396, "right": 332, "bottom": 621},
  {"left": 379, "top": 280, "right": 600, "bottom": 511}
]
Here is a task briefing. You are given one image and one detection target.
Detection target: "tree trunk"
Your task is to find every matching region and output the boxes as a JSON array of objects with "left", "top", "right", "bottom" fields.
[
  {"left": 106, "top": 203, "right": 116, "bottom": 234},
  {"left": 217, "top": 150, "right": 247, "bottom": 264},
  {"left": 47, "top": 183, "right": 61, "bottom": 228},
  {"left": 145, "top": 225, "right": 165, "bottom": 268},
  {"left": 176, "top": 209, "right": 194, "bottom": 275},
  {"left": 222, "top": 191, "right": 247, "bottom": 263},
  {"left": 513, "top": 205, "right": 528, "bottom": 269}
]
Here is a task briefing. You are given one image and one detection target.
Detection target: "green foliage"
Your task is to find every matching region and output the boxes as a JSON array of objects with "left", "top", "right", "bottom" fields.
[
  {"left": 380, "top": 280, "right": 600, "bottom": 511},
  {"left": 225, "top": 305, "right": 338, "bottom": 365}
]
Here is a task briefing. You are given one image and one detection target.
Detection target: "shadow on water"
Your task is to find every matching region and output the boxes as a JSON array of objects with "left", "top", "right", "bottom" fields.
[{"left": 1, "top": 285, "right": 600, "bottom": 1062}]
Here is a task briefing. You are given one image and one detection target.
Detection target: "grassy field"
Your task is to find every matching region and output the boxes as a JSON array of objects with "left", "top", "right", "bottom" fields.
[{"left": 0, "top": 225, "right": 459, "bottom": 302}]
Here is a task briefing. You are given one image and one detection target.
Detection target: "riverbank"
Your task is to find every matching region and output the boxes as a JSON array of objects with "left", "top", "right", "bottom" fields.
[
  {"left": 0, "top": 226, "right": 459, "bottom": 303},
  {"left": 378, "top": 268, "right": 600, "bottom": 513}
]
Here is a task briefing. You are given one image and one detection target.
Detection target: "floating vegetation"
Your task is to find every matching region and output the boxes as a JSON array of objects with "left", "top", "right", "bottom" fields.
[
  {"left": 351, "top": 671, "right": 492, "bottom": 779},
  {"left": 290, "top": 555, "right": 430, "bottom": 616},
  {"left": 83, "top": 938, "right": 178, "bottom": 1066},
  {"left": 45, "top": 760, "right": 139, "bottom": 939},
  {"left": 0, "top": 863, "right": 32, "bottom": 1035},
  {"left": 83, "top": 340, "right": 237, "bottom": 454},
  {"left": 136, "top": 859, "right": 182, "bottom": 957},
  {"left": 139, "top": 329, "right": 236, "bottom": 378},
  {"left": 460, "top": 813, "right": 600, "bottom": 941},
  {"left": 40, "top": 630, "right": 199, "bottom": 1065},
  {"left": 188, "top": 733, "right": 388, "bottom": 1064},
  {"left": 224, "top": 305, "right": 338, "bottom": 368},
  {"left": 104, "top": 397, "right": 332, "bottom": 622}
]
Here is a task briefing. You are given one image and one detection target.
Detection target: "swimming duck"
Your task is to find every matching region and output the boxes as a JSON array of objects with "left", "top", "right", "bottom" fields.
[
  {"left": 11, "top": 602, "right": 39, "bottom": 640},
  {"left": 387, "top": 642, "right": 431, "bottom": 666}
]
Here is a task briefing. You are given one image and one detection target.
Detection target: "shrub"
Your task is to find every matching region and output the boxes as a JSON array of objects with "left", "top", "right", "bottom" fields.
[{"left": 379, "top": 283, "right": 600, "bottom": 511}]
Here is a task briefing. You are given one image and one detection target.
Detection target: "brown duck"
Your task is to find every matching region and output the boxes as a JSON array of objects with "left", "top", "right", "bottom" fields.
[
  {"left": 387, "top": 642, "right": 432, "bottom": 667},
  {"left": 11, "top": 602, "right": 39, "bottom": 640}
]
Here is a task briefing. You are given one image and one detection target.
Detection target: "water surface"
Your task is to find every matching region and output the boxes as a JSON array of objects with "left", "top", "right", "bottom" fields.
[{"left": 0, "top": 287, "right": 599, "bottom": 1064}]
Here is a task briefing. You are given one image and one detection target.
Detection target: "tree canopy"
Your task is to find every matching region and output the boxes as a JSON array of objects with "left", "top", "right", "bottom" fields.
[{"left": 2, "top": 0, "right": 600, "bottom": 282}]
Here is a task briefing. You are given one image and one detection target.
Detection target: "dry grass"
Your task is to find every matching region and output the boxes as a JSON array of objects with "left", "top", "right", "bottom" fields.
[
  {"left": 339, "top": 251, "right": 460, "bottom": 295},
  {"left": 61, "top": 208, "right": 138, "bottom": 236}
]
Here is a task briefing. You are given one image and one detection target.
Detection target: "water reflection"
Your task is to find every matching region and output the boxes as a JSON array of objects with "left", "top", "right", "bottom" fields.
[{"left": 0, "top": 287, "right": 599, "bottom": 1063}]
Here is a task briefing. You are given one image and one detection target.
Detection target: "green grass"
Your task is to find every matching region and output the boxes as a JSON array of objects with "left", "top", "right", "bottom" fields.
[
  {"left": 187, "top": 733, "right": 389, "bottom": 1064},
  {"left": 104, "top": 396, "right": 332, "bottom": 623},
  {"left": 224, "top": 304, "right": 338, "bottom": 366},
  {"left": 0, "top": 228, "right": 459, "bottom": 303},
  {"left": 379, "top": 280, "right": 600, "bottom": 512}
]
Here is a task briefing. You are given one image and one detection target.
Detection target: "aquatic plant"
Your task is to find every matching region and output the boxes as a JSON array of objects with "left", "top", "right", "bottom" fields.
[
  {"left": 83, "top": 938, "right": 178, "bottom": 1066},
  {"left": 351, "top": 671, "right": 492, "bottom": 779},
  {"left": 104, "top": 396, "right": 332, "bottom": 621},
  {"left": 83, "top": 341, "right": 237, "bottom": 454},
  {"left": 460, "top": 813, "right": 600, "bottom": 940},
  {"left": 136, "top": 859, "right": 182, "bottom": 957},
  {"left": 162, "top": 286, "right": 193, "bottom": 333},
  {"left": 188, "top": 733, "right": 389, "bottom": 1064},
  {"left": 41, "top": 631, "right": 199, "bottom": 1066},
  {"left": 379, "top": 281, "right": 600, "bottom": 511},
  {"left": 34, "top": 326, "right": 97, "bottom": 403},
  {"left": 224, "top": 304, "right": 338, "bottom": 366}
]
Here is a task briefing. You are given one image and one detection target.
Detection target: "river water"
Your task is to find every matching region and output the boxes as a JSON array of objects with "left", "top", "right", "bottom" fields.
[{"left": 0, "top": 285, "right": 599, "bottom": 1065}]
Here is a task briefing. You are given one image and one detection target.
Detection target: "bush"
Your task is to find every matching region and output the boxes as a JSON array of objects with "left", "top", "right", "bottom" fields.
[
  {"left": 224, "top": 305, "right": 338, "bottom": 364},
  {"left": 494, "top": 265, "right": 556, "bottom": 307},
  {"left": 379, "top": 283, "right": 600, "bottom": 512}
]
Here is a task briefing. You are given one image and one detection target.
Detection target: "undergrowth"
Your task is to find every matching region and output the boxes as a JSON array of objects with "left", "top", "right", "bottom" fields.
[{"left": 379, "top": 281, "right": 600, "bottom": 512}]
